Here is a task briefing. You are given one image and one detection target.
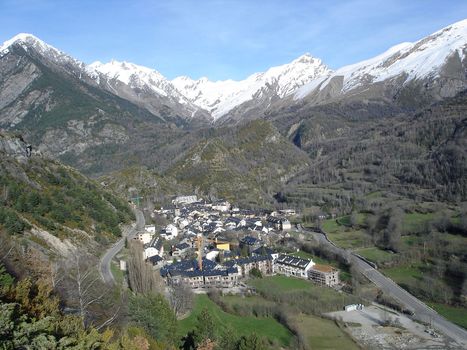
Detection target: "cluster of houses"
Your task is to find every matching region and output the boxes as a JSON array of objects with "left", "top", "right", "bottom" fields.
[
  {"left": 133, "top": 195, "right": 339, "bottom": 290},
  {"left": 158, "top": 195, "right": 293, "bottom": 238},
  {"left": 159, "top": 251, "right": 339, "bottom": 289}
]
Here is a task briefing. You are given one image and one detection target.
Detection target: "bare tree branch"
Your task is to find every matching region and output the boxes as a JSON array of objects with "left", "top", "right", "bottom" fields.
[
  {"left": 68, "top": 253, "right": 113, "bottom": 328},
  {"left": 95, "top": 293, "right": 124, "bottom": 331},
  {"left": 1, "top": 246, "right": 13, "bottom": 261}
]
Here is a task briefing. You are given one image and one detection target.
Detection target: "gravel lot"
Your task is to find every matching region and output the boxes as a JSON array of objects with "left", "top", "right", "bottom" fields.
[{"left": 326, "top": 304, "right": 463, "bottom": 349}]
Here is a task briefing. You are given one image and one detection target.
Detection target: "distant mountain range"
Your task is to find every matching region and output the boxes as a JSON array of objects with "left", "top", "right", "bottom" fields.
[
  {"left": 0, "top": 19, "right": 466, "bottom": 204},
  {"left": 2, "top": 19, "right": 465, "bottom": 128}
]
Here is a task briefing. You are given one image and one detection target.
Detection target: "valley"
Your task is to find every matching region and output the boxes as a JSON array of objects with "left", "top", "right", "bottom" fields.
[{"left": 1, "top": 15, "right": 467, "bottom": 350}]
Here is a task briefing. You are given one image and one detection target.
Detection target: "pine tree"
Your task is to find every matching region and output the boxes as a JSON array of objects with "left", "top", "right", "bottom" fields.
[
  {"left": 193, "top": 308, "right": 217, "bottom": 345},
  {"left": 129, "top": 293, "right": 177, "bottom": 345}
]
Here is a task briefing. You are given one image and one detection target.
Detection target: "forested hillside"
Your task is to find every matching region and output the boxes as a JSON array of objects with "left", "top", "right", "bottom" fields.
[
  {"left": 166, "top": 120, "right": 310, "bottom": 207},
  {"left": 277, "top": 89, "right": 467, "bottom": 212},
  {"left": 0, "top": 132, "right": 133, "bottom": 278}
]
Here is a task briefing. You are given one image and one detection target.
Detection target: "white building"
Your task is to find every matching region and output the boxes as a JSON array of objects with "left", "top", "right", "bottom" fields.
[
  {"left": 144, "top": 236, "right": 164, "bottom": 259},
  {"left": 173, "top": 195, "right": 198, "bottom": 205},
  {"left": 281, "top": 219, "right": 292, "bottom": 230},
  {"left": 161, "top": 224, "right": 178, "bottom": 240},
  {"left": 167, "top": 224, "right": 179, "bottom": 236},
  {"left": 212, "top": 201, "right": 231, "bottom": 212},
  {"left": 144, "top": 225, "right": 156, "bottom": 233},
  {"left": 177, "top": 218, "right": 190, "bottom": 229},
  {"left": 206, "top": 250, "right": 220, "bottom": 261},
  {"left": 345, "top": 304, "right": 364, "bottom": 312},
  {"left": 279, "top": 209, "right": 296, "bottom": 216},
  {"left": 213, "top": 227, "right": 226, "bottom": 235},
  {"left": 136, "top": 231, "right": 153, "bottom": 245},
  {"left": 274, "top": 255, "right": 314, "bottom": 279},
  {"left": 267, "top": 217, "right": 292, "bottom": 231}
]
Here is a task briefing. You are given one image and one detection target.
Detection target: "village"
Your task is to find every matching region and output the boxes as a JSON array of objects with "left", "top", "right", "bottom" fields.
[{"left": 131, "top": 195, "right": 340, "bottom": 290}]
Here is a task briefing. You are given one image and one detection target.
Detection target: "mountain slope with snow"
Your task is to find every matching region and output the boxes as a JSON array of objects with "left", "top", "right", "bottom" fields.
[
  {"left": 172, "top": 54, "right": 331, "bottom": 119},
  {"left": 0, "top": 32, "right": 201, "bottom": 175},
  {"left": 1, "top": 18, "right": 467, "bottom": 129},
  {"left": 0, "top": 34, "right": 211, "bottom": 125},
  {"left": 1, "top": 33, "right": 84, "bottom": 68},
  {"left": 295, "top": 19, "right": 467, "bottom": 101},
  {"left": 86, "top": 60, "right": 211, "bottom": 123}
]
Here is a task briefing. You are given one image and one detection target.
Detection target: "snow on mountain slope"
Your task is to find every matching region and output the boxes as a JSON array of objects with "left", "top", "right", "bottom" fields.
[
  {"left": 87, "top": 60, "right": 194, "bottom": 106},
  {"left": 172, "top": 54, "right": 331, "bottom": 119},
  {"left": 0, "top": 33, "right": 86, "bottom": 70},
  {"left": 3, "top": 18, "right": 466, "bottom": 122},
  {"left": 295, "top": 19, "right": 467, "bottom": 100}
]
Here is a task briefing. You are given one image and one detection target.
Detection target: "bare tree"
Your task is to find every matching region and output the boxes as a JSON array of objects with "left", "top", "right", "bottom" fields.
[
  {"left": 0, "top": 233, "right": 14, "bottom": 261},
  {"left": 50, "top": 260, "right": 65, "bottom": 290},
  {"left": 349, "top": 211, "right": 358, "bottom": 228},
  {"left": 168, "top": 282, "right": 194, "bottom": 317},
  {"left": 67, "top": 254, "right": 108, "bottom": 327},
  {"left": 127, "top": 240, "right": 163, "bottom": 295},
  {"left": 65, "top": 252, "right": 124, "bottom": 329},
  {"left": 384, "top": 207, "right": 403, "bottom": 252}
]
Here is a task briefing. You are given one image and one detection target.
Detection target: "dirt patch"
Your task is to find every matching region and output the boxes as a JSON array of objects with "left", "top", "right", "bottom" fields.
[{"left": 326, "top": 304, "right": 461, "bottom": 349}]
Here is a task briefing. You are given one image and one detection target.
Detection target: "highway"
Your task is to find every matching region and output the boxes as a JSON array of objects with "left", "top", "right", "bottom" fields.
[
  {"left": 297, "top": 224, "right": 467, "bottom": 347},
  {"left": 99, "top": 207, "right": 145, "bottom": 285}
]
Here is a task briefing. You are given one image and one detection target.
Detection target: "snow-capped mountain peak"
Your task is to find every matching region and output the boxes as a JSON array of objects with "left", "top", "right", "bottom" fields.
[
  {"left": 172, "top": 53, "right": 331, "bottom": 119},
  {"left": 295, "top": 19, "right": 467, "bottom": 100},
  {"left": 88, "top": 60, "right": 168, "bottom": 94},
  {"left": 1, "top": 33, "right": 206, "bottom": 119},
  {"left": 1, "top": 33, "right": 70, "bottom": 59},
  {"left": 0, "top": 32, "right": 88, "bottom": 73},
  {"left": 291, "top": 52, "right": 316, "bottom": 63},
  {"left": 1, "top": 33, "right": 45, "bottom": 52},
  {"left": 89, "top": 59, "right": 198, "bottom": 105}
]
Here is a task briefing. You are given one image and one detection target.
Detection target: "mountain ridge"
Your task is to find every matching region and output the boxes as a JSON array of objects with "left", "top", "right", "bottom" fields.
[
  {"left": 2, "top": 19, "right": 467, "bottom": 123},
  {"left": 172, "top": 53, "right": 331, "bottom": 119},
  {"left": 294, "top": 19, "right": 467, "bottom": 102},
  {"left": 1, "top": 18, "right": 466, "bottom": 180}
]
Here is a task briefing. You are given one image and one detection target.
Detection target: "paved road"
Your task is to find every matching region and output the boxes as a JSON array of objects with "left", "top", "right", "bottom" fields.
[
  {"left": 297, "top": 224, "right": 467, "bottom": 347},
  {"left": 99, "top": 207, "right": 145, "bottom": 285}
]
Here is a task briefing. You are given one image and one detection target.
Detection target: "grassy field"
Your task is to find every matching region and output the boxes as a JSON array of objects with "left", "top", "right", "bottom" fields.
[
  {"left": 195, "top": 276, "right": 362, "bottom": 348},
  {"left": 248, "top": 276, "right": 361, "bottom": 312},
  {"left": 178, "top": 294, "right": 293, "bottom": 346},
  {"left": 110, "top": 260, "right": 125, "bottom": 286},
  {"left": 403, "top": 212, "right": 435, "bottom": 233},
  {"left": 310, "top": 208, "right": 467, "bottom": 333},
  {"left": 249, "top": 275, "right": 313, "bottom": 292},
  {"left": 355, "top": 247, "right": 396, "bottom": 265},
  {"left": 326, "top": 228, "right": 371, "bottom": 249},
  {"left": 321, "top": 216, "right": 371, "bottom": 249},
  {"left": 290, "top": 314, "right": 359, "bottom": 350},
  {"left": 382, "top": 264, "right": 467, "bottom": 329},
  {"left": 322, "top": 218, "right": 340, "bottom": 233},
  {"left": 427, "top": 302, "right": 467, "bottom": 330},
  {"left": 221, "top": 295, "right": 276, "bottom": 308},
  {"left": 222, "top": 276, "right": 360, "bottom": 348},
  {"left": 365, "top": 191, "right": 383, "bottom": 199},
  {"left": 381, "top": 265, "right": 423, "bottom": 286}
]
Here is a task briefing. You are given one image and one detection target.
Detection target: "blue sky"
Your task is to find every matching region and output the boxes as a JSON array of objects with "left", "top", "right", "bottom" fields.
[{"left": 1, "top": 0, "right": 466, "bottom": 80}]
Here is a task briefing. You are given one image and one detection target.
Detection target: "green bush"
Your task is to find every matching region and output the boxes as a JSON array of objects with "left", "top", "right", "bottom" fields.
[{"left": 129, "top": 293, "right": 177, "bottom": 345}]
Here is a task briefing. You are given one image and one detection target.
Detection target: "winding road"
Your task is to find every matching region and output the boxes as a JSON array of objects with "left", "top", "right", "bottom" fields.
[
  {"left": 99, "top": 207, "right": 145, "bottom": 285},
  {"left": 297, "top": 224, "right": 467, "bottom": 347}
]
